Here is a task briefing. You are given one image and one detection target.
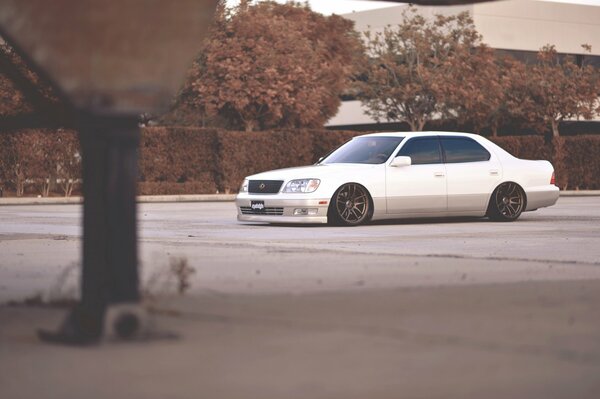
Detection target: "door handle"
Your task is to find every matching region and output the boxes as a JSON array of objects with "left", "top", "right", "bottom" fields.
[
  {"left": 434, "top": 171, "right": 445, "bottom": 177},
  {"left": 489, "top": 169, "right": 499, "bottom": 176}
]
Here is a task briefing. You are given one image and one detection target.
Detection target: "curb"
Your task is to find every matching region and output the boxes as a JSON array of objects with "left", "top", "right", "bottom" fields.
[
  {"left": 0, "top": 194, "right": 237, "bottom": 206},
  {"left": 137, "top": 194, "right": 236, "bottom": 203},
  {"left": 559, "top": 191, "right": 600, "bottom": 197},
  {"left": 0, "top": 191, "right": 598, "bottom": 206}
]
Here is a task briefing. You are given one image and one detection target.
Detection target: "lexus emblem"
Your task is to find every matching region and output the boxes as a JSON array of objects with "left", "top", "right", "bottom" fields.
[{"left": 259, "top": 183, "right": 266, "bottom": 190}]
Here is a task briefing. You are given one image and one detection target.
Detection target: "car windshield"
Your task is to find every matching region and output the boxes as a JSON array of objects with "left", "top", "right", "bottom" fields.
[{"left": 321, "top": 136, "right": 404, "bottom": 165}]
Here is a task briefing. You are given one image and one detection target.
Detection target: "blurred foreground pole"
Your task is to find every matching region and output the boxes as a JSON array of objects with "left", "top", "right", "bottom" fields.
[
  {"left": 39, "top": 121, "right": 141, "bottom": 344},
  {"left": 0, "top": 0, "right": 217, "bottom": 344}
]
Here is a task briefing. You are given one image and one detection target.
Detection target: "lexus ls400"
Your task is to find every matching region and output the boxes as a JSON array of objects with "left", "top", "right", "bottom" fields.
[{"left": 236, "top": 132, "right": 559, "bottom": 226}]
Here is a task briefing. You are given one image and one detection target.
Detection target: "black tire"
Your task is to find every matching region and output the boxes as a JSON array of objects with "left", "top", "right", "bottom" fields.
[
  {"left": 328, "top": 183, "right": 371, "bottom": 226},
  {"left": 487, "top": 182, "right": 526, "bottom": 222}
]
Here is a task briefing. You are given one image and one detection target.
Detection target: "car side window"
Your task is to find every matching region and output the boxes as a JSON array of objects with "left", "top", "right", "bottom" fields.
[
  {"left": 396, "top": 137, "right": 442, "bottom": 165},
  {"left": 440, "top": 137, "right": 490, "bottom": 163}
]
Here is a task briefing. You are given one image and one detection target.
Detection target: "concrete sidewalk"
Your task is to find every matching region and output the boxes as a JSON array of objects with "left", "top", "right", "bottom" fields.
[{"left": 0, "top": 190, "right": 598, "bottom": 205}]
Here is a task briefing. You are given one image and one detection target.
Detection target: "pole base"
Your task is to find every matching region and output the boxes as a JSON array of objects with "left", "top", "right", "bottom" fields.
[{"left": 37, "top": 304, "right": 104, "bottom": 345}]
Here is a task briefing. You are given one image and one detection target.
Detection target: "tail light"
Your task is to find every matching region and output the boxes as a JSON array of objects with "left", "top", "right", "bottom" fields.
[{"left": 550, "top": 172, "right": 556, "bottom": 185}]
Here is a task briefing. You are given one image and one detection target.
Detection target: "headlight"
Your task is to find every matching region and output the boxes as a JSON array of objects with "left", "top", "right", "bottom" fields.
[
  {"left": 283, "top": 179, "right": 321, "bottom": 193},
  {"left": 239, "top": 179, "right": 249, "bottom": 193}
]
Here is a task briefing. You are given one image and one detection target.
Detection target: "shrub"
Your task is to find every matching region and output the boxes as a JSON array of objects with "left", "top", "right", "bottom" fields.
[
  {"left": 489, "top": 135, "right": 551, "bottom": 161},
  {"left": 139, "top": 127, "right": 219, "bottom": 188},
  {"left": 2, "top": 128, "right": 600, "bottom": 196},
  {"left": 0, "top": 129, "right": 80, "bottom": 197},
  {"left": 215, "top": 129, "right": 315, "bottom": 193},
  {"left": 563, "top": 136, "right": 600, "bottom": 190},
  {"left": 138, "top": 181, "right": 216, "bottom": 196}
]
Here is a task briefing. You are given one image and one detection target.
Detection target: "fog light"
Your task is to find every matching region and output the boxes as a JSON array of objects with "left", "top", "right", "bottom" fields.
[{"left": 294, "top": 208, "right": 318, "bottom": 216}]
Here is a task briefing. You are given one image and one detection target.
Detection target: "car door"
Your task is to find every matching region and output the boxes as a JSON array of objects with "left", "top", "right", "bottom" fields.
[
  {"left": 440, "top": 136, "right": 503, "bottom": 213},
  {"left": 386, "top": 136, "right": 447, "bottom": 214}
]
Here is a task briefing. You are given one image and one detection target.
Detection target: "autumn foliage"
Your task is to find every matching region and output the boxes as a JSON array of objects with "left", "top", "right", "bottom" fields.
[
  {"left": 357, "top": 6, "right": 599, "bottom": 136},
  {"left": 0, "top": 43, "right": 62, "bottom": 117},
  {"left": 149, "top": 129, "right": 600, "bottom": 192},
  {"left": 3, "top": 128, "right": 600, "bottom": 196},
  {"left": 0, "top": 129, "right": 80, "bottom": 197},
  {"left": 2, "top": 3, "right": 600, "bottom": 198},
  {"left": 166, "top": 0, "right": 362, "bottom": 131},
  {"left": 521, "top": 45, "right": 599, "bottom": 137},
  {"left": 137, "top": 129, "right": 600, "bottom": 192},
  {"left": 358, "top": 9, "right": 491, "bottom": 132}
]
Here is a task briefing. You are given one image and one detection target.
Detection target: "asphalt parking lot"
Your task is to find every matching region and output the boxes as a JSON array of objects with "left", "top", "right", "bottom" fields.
[
  {"left": 1, "top": 197, "right": 600, "bottom": 399},
  {"left": 1, "top": 196, "right": 599, "bottom": 301}
]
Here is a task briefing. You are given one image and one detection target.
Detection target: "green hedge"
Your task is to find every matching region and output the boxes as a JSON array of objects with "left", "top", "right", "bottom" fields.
[{"left": 1, "top": 128, "right": 600, "bottom": 196}]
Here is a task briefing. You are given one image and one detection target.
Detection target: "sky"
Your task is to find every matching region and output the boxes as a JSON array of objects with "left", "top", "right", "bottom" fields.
[{"left": 226, "top": 1, "right": 600, "bottom": 15}]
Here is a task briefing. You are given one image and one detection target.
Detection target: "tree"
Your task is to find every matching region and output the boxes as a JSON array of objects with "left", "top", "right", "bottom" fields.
[
  {"left": 525, "top": 45, "right": 599, "bottom": 137},
  {"left": 55, "top": 130, "right": 81, "bottom": 197},
  {"left": 0, "top": 42, "right": 61, "bottom": 116},
  {"left": 442, "top": 45, "right": 504, "bottom": 135},
  {"left": 1, "top": 132, "right": 33, "bottom": 197},
  {"left": 452, "top": 54, "right": 537, "bottom": 137},
  {"left": 28, "top": 131, "right": 57, "bottom": 197},
  {"left": 358, "top": 8, "right": 491, "bottom": 131},
  {"left": 0, "top": 43, "right": 33, "bottom": 116},
  {"left": 168, "top": 0, "right": 363, "bottom": 131}
]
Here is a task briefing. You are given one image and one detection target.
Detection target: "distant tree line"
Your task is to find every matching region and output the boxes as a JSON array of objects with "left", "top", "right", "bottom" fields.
[
  {"left": 356, "top": 7, "right": 599, "bottom": 137},
  {"left": 166, "top": 2, "right": 599, "bottom": 137}
]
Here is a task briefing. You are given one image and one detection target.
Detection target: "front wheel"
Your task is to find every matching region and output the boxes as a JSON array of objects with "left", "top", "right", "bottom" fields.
[
  {"left": 328, "top": 183, "right": 371, "bottom": 226},
  {"left": 487, "top": 182, "right": 526, "bottom": 222}
]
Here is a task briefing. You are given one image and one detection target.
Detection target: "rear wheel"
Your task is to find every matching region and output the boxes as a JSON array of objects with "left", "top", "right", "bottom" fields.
[
  {"left": 487, "top": 182, "right": 526, "bottom": 222},
  {"left": 328, "top": 183, "right": 371, "bottom": 226}
]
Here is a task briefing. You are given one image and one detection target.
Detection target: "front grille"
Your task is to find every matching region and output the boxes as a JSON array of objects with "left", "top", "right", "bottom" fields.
[
  {"left": 248, "top": 180, "right": 283, "bottom": 194},
  {"left": 240, "top": 207, "right": 284, "bottom": 215}
]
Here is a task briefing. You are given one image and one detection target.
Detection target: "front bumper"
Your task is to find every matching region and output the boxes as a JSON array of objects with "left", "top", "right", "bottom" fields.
[{"left": 236, "top": 193, "right": 330, "bottom": 224}]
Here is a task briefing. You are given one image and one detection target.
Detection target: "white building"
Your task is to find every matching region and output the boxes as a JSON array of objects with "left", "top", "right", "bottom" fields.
[{"left": 326, "top": 0, "right": 600, "bottom": 128}]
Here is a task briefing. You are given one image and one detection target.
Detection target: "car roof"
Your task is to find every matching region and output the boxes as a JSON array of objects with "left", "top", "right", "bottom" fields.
[{"left": 358, "top": 131, "right": 481, "bottom": 139}]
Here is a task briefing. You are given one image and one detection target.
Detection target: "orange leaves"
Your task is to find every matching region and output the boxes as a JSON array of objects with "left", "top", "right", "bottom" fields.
[
  {"left": 359, "top": 7, "right": 486, "bottom": 131},
  {"left": 170, "top": 1, "right": 361, "bottom": 132},
  {"left": 522, "top": 45, "right": 600, "bottom": 136},
  {"left": 358, "top": 6, "right": 599, "bottom": 136},
  {"left": 0, "top": 130, "right": 80, "bottom": 197}
]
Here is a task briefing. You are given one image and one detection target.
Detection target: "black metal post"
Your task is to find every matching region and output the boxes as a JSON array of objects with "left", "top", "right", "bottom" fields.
[
  {"left": 38, "top": 118, "right": 141, "bottom": 344},
  {"left": 82, "top": 122, "right": 140, "bottom": 300}
]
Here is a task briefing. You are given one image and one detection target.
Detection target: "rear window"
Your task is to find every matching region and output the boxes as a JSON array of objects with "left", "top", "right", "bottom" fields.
[{"left": 441, "top": 137, "right": 490, "bottom": 163}]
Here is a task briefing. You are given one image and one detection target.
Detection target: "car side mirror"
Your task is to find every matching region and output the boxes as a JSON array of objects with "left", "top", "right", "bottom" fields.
[{"left": 390, "top": 156, "right": 411, "bottom": 167}]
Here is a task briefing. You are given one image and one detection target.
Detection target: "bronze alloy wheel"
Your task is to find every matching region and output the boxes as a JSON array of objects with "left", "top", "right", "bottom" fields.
[
  {"left": 488, "top": 182, "right": 525, "bottom": 221},
  {"left": 329, "top": 183, "right": 371, "bottom": 226}
]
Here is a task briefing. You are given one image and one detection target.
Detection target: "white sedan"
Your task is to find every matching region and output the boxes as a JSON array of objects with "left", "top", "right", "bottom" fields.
[{"left": 236, "top": 132, "right": 559, "bottom": 226}]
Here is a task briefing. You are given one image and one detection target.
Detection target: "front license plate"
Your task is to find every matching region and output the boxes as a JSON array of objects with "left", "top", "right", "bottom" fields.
[{"left": 250, "top": 200, "right": 266, "bottom": 213}]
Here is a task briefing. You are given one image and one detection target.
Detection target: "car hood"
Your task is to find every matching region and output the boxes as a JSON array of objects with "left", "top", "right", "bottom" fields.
[{"left": 246, "top": 163, "right": 376, "bottom": 181}]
